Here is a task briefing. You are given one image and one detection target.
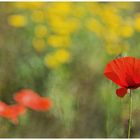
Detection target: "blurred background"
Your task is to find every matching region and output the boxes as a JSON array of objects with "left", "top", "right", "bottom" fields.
[{"left": 1, "top": 2, "right": 140, "bottom": 138}]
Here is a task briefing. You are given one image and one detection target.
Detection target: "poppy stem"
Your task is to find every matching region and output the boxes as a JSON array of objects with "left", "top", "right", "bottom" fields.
[{"left": 128, "top": 89, "right": 132, "bottom": 138}]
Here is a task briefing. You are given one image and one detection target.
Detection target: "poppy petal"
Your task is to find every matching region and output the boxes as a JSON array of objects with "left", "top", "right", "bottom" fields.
[
  {"left": 116, "top": 87, "right": 128, "bottom": 97},
  {"left": 104, "top": 61, "right": 127, "bottom": 87},
  {"left": 9, "top": 105, "right": 26, "bottom": 124},
  {"left": 14, "top": 89, "right": 40, "bottom": 107},
  {"left": 34, "top": 98, "right": 52, "bottom": 111},
  {"left": 0, "top": 101, "right": 26, "bottom": 124},
  {"left": 104, "top": 57, "right": 140, "bottom": 89},
  {"left": 14, "top": 89, "right": 52, "bottom": 111},
  {"left": 0, "top": 101, "right": 8, "bottom": 114}
]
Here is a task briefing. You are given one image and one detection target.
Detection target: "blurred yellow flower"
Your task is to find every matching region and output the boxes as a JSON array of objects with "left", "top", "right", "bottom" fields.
[
  {"left": 86, "top": 19, "right": 103, "bottom": 36},
  {"left": 47, "top": 3, "right": 72, "bottom": 16},
  {"left": 54, "top": 49, "right": 70, "bottom": 63},
  {"left": 32, "top": 38, "right": 46, "bottom": 52},
  {"left": 8, "top": 14, "right": 27, "bottom": 27},
  {"left": 34, "top": 25, "right": 48, "bottom": 38},
  {"left": 44, "top": 54, "right": 60, "bottom": 69},
  {"left": 120, "top": 25, "right": 134, "bottom": 38},
  {"left": 44, "top": 49, "right": 70, "bottom": 69},
  {"left": 47, "top": 16, "right": 64, "bottom": 28},
  {"left": 134, "top": 15, "right": 140, "bottom": 32},
  {"left": 102, "top": 8, "right": 121, "bottom": 28},
  {"left": 47, "top": 35, "right": 71, "bottom": 48}
]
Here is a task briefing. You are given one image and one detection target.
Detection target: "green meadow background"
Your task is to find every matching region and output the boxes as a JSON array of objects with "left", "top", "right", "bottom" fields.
[{"left": 1, "top": 2, "right": 140, "bottom": 138}]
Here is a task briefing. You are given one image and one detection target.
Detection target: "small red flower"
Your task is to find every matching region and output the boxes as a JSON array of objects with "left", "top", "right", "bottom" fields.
[
  {"left": 14, "top": 89, "right": 52, "bottom": 111},
  {"left": 9, "top": 104, "right": 26, "bottom": 124},
  {"left": 0, "top": 101, "right": 26, "bottom": 124},
  {"left": 104, "top": 56, "right": 140, "bottom": 97}
]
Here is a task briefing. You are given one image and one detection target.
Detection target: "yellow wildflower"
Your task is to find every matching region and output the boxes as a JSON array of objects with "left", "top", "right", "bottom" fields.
[
  {"left": 44, "top": 54, "right": 60, "bottom": 69},
  {"left": 47, "top": 3, "right": 72, "bottom": 16},
  {"left": 47, "top": 35, "right": 71, "bottom": 48},
  {"left": 44, "top": 49, "right": 70, "bottom": 69},
  {"left": 54, "top": 49, "right": 70, "bottom": 63},
  {"left": 102, "top": 9, "right": 122, "bottom": 29},
  {"left": 32, "top": 38, "right": 46, "bottom": 52},
  {"left": 120, "top": 25, "right": 134, "bottom": 38},
  {"left": 34, "top": 25, "right": 48, "bottom": 38},
  {"left": 8, "top": 14, "right": 27, "bottom": 27},
  {"left": 134, "top": 14, "right": 140, "bottom": 32},
  {"left": 86, "top": 19, "right": 103, "bottom": 36}
]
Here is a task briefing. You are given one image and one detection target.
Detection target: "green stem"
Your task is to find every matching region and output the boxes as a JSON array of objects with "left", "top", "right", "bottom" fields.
[{"left": 128, "top": 89, "right": 132, "bottom": 138}]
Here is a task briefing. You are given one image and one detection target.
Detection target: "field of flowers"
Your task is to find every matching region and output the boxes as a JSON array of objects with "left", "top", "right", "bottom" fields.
[{"left": 1, "top": 2, "right": 140, "bottom": 138}]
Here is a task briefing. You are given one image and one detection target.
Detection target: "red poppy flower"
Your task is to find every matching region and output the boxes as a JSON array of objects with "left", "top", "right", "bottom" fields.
[
  {"left": 8, "top": 104, "right": 26, "bottom": 124},
  {"left": 104, "top": 56, "right": 140, "bottom": 97},
  {"left": 0, "top": 101, "right": 26, "bottom": 124},
  {"left": 14, "top": 89, "right": 52, "bottom": 111}
]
